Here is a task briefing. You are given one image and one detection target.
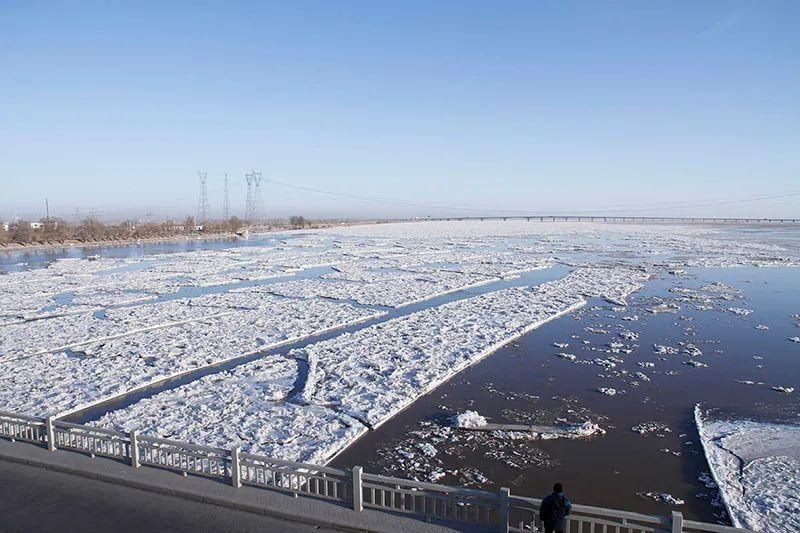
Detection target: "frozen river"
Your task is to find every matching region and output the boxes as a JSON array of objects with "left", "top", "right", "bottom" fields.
[{"left": 2, "top": 221, "right": 799, "bottom": 527}]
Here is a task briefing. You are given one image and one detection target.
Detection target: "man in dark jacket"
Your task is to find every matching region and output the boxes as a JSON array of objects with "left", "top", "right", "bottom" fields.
[{"left": 540, "top": 482, "right": 572, "bottom": 533}]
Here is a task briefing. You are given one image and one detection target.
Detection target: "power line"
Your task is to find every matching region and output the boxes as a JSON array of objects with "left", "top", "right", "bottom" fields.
[
  {"left": 261, "top": 177, "right": 523, "bottom": 214},
  {"left": 262, "top": 177, "right": 800, "bottom": 216}
]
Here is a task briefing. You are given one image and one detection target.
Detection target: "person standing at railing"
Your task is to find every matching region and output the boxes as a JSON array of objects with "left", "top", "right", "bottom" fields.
[{"left": 539, "top": 482, "right": 571, "bottom": 533}]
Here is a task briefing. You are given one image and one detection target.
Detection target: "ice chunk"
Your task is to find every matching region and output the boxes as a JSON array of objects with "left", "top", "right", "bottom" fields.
[
  {"left": 454, "top": 411, "right": 488, "bottom": 429},
  {"left": 632, "top": 422, "right": 671, "bottom": 436},
  {"left": 638, "top": 492, "right": 685, "bottom": 506}
]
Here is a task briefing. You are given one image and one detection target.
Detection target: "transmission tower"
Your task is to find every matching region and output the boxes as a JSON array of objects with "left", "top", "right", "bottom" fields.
[
  {"left": 245, "top": 171, "right": 253, "bottom": 222},
  {"left": 197, "top": 170, "right": 210, "bottom": 223},
  {"left": 223, "top": 173, "right": 230, "bottom": 220},
  {"left": 244, "top": 170, "right": 265, "bottom": 223},
  {"left": 252, "top": 171, "right": 265, "bottom": 223}
]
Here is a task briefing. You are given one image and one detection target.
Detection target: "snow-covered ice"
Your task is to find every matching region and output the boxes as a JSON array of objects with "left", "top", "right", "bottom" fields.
[
  {"left": 266, "top": 270, "right": 496, "bottom": 308},
  {"left": 0, "top": 297, "right": 384, "bottom": 417},
  {"left": 297, "top": 284, "right": 585, "bottom": 427},
  {"left": 0, "top": 300, "right": 237, "bottom": 361},
  {"left": 696, "top": 406, "right": 800, "bottom": 533},
  {"left": 297, "top": 267, "right": 645, "bottom": 428},
  {"left": 454, "top": 411, "right": 488, "bottom": 429},
  {"left": 92, "top": 356, "right": 367, "bottom": 465}
]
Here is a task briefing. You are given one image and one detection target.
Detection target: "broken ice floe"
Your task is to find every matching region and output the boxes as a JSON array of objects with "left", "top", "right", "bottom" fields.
[
  {"left": 298, "top": 268, "right": 646, "bottom": 429},
  {"left": 638, "top": 492, "right": 685, "bottom": 506},
  {"left": 597, "top": 388, "right": 618, "bottom": 396},
  {"left": 0, "top": 298, "right": 383, "bottom": 417},
  {"left": 455, "top": 417, "right": 605, "bottom": 440},
  {"left": 266, "top": 270, "right": 495, "bottom": 308},
  {"left": 696, "top": 406, "right": 800, "bottom": 533},
  {"left": 0, "top": 300, "right": 236, "bottom": 361},
  {"left": 453, "top": 410, "right": 488, "bottom": 429},
  {"left": 92, "top": 356, "right": 366, "bottom": 465},
  {"left": 631, "top": 422, "right": 672, "bottom": 436},
  {"left": 653, "top": 344, "right": 679, "bottom": 356}
]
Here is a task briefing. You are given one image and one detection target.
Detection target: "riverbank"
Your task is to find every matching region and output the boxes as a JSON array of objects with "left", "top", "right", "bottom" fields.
[
  {"left": 0, "top": 232, "right": 243, "bottom": 253},
  {"left": 0, "top": 220, "right": 373, "bottom": 254}
]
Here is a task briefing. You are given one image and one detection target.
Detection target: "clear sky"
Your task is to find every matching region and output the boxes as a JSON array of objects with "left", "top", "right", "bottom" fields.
[{"left": 1, "top": 1, "right": 798, "bottom": 221}]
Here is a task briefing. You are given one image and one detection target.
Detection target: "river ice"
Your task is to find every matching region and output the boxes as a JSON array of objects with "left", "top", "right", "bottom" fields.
[
  {"left": 92, "top": 355, "right": 367, "bottom": 465},
  {"left": 298, "top": 267, "right": 646, "bottom": 429},
  {"left": 0, "top": 300, "right": 237, "bottom": 361},
  {"left": 267, "top": 269, "right": 498, "bottom": 308},
  {"left": 0, "top": 297, "right": 383, "bottom": 417},
  {"left": 2, "top": 220, "right": 800, "bottom": 513},
  {"left": 696, "top": 406, "right": 800, "bottom": 533},
  {"left": 85, "top": 265, "right": 645, "bottom": 464}
]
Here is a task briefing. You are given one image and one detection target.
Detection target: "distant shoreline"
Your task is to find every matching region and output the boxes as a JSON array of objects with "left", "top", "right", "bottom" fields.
[
  {"left": 0, "top": 220, "right": 381, "bottom": 254},
  {"left": 0, "top": 232, "right": 242, "bottom": 254}
]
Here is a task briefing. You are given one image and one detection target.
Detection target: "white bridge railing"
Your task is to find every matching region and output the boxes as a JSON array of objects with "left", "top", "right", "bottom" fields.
[{"left": 0, "top": 410, "right": 749, "bottom": 533}]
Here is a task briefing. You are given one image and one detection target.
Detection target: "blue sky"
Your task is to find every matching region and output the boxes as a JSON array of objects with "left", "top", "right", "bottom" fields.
[{"left": 1, "top": 1, "right": 798, "bottom": 220}]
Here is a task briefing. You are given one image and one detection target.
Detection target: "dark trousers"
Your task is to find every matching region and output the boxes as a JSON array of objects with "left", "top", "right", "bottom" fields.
[{"left": 543, "top": 527, "right": 563, "bottom": 533}]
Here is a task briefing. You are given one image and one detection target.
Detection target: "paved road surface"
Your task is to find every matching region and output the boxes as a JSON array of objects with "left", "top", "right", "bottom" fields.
[{"left": 0, "top": 460, "right": 332, "bottom": 533}]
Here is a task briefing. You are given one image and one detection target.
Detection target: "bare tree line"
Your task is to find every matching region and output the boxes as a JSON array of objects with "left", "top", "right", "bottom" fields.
[
  {"left": 0, "top": 212, "right": 324, "bottom": 247},
  {"left": 0, "top": 216, "right": 246, "bottom": 247}
]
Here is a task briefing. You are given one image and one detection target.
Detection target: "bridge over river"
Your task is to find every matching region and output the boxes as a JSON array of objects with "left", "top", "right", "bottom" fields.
[{"left": 426, "top": 215, "right": 799, "bottom": 224}]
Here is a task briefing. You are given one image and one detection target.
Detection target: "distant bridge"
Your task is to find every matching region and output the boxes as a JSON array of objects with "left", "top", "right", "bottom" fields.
[{"left": 426, "top": 215, "right": 799, "bottom": 224}]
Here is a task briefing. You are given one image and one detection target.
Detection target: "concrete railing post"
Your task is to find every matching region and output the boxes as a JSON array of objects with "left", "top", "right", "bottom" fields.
[
  {"left": 130, "top": 430, "right": 140, "bottom": 468},
  {"left": 231, "top": 446, "right": 242, "bottom": 488},
  {"left": 352, "top": 465, "right": 363, "bottom": 512},
  {"left": 498, "top": 487, "right": 510, "bottom": 533},
  {"left": 671, "top": 510, "right": 683, "bottom": 533},
  {"left": 45, "top": 416, "right": 55, "bottom": 451}
]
